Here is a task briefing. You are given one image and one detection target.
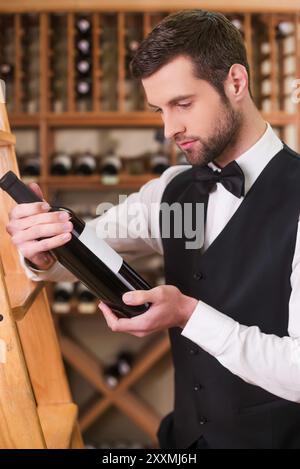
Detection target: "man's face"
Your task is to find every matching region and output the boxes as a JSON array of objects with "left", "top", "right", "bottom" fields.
[{"left": 142, "top": 56, "right": 242, "bottom": 166}]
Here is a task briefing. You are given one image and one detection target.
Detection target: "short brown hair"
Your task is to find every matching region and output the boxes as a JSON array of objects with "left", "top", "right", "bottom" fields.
[{"left": 131, "top": 10, "right": 251, "bottom": 97}]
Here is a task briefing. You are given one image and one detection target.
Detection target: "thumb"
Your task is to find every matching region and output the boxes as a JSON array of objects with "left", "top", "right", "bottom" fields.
[
  {"left": 28, "top": 182, "right": 45, "bottom": 201},
  {"left": 122, "top": 289, "right": 152, "bottom": 305}
]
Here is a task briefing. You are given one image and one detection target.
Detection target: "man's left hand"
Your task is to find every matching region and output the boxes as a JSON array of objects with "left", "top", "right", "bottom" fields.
[{"left": 98, "top": 285, "right": 198, "bottom": 337}]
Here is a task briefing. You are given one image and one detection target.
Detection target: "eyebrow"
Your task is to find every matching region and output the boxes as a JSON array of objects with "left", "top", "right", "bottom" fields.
[{"left": 148, "top": 94, "right": 196, "bottom": 109}]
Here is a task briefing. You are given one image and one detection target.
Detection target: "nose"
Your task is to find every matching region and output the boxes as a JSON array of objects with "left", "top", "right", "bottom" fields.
[{"left": 163, "top": 113, "right": 186, "bottom": 140}]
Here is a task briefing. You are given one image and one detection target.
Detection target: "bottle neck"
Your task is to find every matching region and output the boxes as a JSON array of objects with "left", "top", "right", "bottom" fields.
[{"left": 52, "top": 206, "right": 85, "bottom": 237}]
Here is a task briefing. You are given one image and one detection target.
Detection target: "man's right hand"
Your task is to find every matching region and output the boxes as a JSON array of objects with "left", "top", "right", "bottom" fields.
[{"left": 6, "top": 182, "right": 73, "bottom": 270}]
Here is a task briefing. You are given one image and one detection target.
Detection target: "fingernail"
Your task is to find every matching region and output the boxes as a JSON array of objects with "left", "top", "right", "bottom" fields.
[
  {"left": 42, "top": 203, "right": 50, "bottom": 210},
  {"left": 59, "top": 212, "right": 69, "bottom": 221},
  {"left": 123, "top": 292, "right": 133, "bottom": 303},
  {"left": 62, "top": 233, "right": 71, "bottom": 240},
  {"left": 63, "top": 222, "right": 72, "bottom": 231}
]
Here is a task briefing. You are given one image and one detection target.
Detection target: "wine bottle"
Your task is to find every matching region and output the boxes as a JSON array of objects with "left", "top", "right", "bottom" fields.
[
  {"left": 76, "top": 38, "right": 91, "bottom": 55},
  {"left": 103, "top": 364, "right": 120, "bottom": 389},
  {"left": 20, "top": 153, "right": 40, "bottom": 177},
  {"left": 76, "top": 17, "right": 91, "bottom": 35},
  {"left": 73, "top": 151, "right": 96, "bottom": 175},
  {"left": 76, "top": 282, "right": 96, "bottom": 314},
  {"left": 0, "top": 171, "right": 151, "bottom": 318},
  {"left": 276, "top": 21, "right": 294, "bottom": 39},
  {"left": 0, "top": 62, "right": 14, "bottom": 80},
  {"left": 100, "top": 153, "right": 121, "bottom": 176},
  {"left": 52, "top": 281, "right": 74, "bottom": 314},
  {"left": 76, "top": 57, "right": 91, "bottom": 76},
  {"left": 150, "top": 154, "right": 169, "bottom": 175},
  {"left": 50, "top": 152, "right": 73, "bottom": 175},
  {"left": 230, "top": 17, "right": 244, "bottom": 33},
  {"left": 116, "top": 351, "right": 134, "bottom": 377},
  {"left": 76, "top": 78, "right": 92, "bottom": 97}
]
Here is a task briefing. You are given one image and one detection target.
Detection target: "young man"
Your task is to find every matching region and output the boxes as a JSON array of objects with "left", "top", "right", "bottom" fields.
[{"left": 6, "top": 10, "right": 300, "bottom": 449}]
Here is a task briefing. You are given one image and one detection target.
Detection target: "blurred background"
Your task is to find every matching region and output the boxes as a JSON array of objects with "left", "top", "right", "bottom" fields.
[{"left": 0, "top": 0, "right": 299, "bottom": 449}]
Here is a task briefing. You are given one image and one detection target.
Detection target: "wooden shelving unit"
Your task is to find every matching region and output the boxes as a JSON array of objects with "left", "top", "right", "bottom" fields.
[{"left": 1, "top": 1, "right": 300, "bottom": 447}]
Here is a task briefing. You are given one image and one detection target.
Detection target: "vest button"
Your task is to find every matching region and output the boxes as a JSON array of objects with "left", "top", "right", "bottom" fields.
[
  {"left": 189, "top": 348, "right": 199, "bottom": 355},
  {"left": 199, "top": 417, "right": 208, "bottom": 425},
  {"left": 193, "top": 272, "right": 204, "bottom": 281},
  {"left": 194, "top": 384, "right": 203, "bottom": 391}
]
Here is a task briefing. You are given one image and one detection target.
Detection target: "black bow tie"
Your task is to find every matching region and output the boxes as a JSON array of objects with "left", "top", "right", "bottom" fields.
[{"left": 194, "top": 161, "right": 245, "bottom": 198}]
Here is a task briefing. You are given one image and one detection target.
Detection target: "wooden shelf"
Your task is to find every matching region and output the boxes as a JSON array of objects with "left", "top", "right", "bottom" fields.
[
  {"left": 10, "top": 114, "right": 40, "bottom": 127},
  {"left": 1, "top": 0, "right": 300, "bottom": 14},
  {"left": 9, "top": 111, "right": 298, "bottom": 129},
  {"left": 45, "top": 173, "right": 155, "bottom": 190},
  {"left": 59, "top": 330, "right": 170, "bottom": 441},
  {"left": 47, "top": 112, "right": 162, "bottom": 127}
]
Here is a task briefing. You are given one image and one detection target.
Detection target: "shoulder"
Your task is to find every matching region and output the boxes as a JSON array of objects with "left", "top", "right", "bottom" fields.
[
  {"left": 139, "top": 164, "right": 192, "bottom": 205},
  {"left": 282, "top": 144, "right": 300, "bottom": 162}
]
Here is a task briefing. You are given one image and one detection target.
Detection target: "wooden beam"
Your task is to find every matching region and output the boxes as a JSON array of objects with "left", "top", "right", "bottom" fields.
[
  {"left": 38, "top": 403, "right": 78, "bottom": 449},
  {"left": 0, "top": 1, "right": 299, "bottom": 14},
  {"left": 17, "top": 289, "right": 73, "bottom": 405},
  {"left": 6, "top": 274, "right": 44, "bottom": 320},
  {"left": 0, "top": 130, "right": 16, "bottom": 146},
  {"left": 0, "top": 268, "right": 46, "bottom": 448},
  {"left": 115, "top": 391, "right": 160, "bottom": 443},
  {"left": 118, "top": 12, "right": 126, "bottom": 112}
]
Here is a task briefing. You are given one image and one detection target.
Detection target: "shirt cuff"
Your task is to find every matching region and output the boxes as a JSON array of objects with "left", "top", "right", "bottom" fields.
[
  {"left": 22, "top": 256, "right": 60, "bottom": 280},
  {"left": 20, "top": 253, "right": 77, "bottom": 282},
  {"left": 181, "top": 300, "right": 237, "bottom": 356}
]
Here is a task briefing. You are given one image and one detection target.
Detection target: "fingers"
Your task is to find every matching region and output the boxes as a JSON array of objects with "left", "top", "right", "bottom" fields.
[
  {"left": 30, "top": 252, "right": 56, "bottom": 270},
  {"left": 122, "top": 285, "right": 170, "bottom": 306},
  {"left": 28, "top": 182, "right": 44, "bottom": 200},
  {"left": 6, "top": 191, "right": 74, "bottom": 269},
  {"left": 7, "top": 210, "right": 71, "bottom": 234},
  {"left": 122, "top": 289, "right": 154, "bottom": 306},
  {"left": 11, "top": 221, "right": 73, "bottom": 245},
  {"left": 17, "top": 232, "right": 71, "bottom": 259},
  {"left": 9, "top": 201, "right": 50, "bottom": 221},
  {"left": 98, "top": 302, "right": 119, "bottom": 331},
  {"left": 98, "top": 301, "right": 154, "bottom": 337}
]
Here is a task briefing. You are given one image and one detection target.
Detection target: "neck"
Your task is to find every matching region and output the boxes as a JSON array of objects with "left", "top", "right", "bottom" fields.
[{"left": 214, "top": 106, "right": 267, "bottom": 168}]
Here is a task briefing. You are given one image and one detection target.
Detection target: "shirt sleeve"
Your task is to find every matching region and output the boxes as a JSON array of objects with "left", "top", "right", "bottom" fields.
[
  {"left": 182, "top": 217, "right": 300, "bottom": 403},
  {"left": 21, "top": 165, "right": 189, "bottom": 282}
]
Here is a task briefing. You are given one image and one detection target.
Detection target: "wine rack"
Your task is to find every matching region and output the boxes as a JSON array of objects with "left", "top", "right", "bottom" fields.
[{"left": 1, "top": 0, "right": 300, "bottom": 448}]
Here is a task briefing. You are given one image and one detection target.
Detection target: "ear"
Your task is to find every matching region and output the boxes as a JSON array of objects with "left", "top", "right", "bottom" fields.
[{"left": 224, "top": 64, "right": 249, "bottom": 102}]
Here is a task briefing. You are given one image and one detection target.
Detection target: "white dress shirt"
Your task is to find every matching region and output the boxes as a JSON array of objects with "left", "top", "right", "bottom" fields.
[{"left": 23, "top": 123, "right": 300, "bottom": 403}]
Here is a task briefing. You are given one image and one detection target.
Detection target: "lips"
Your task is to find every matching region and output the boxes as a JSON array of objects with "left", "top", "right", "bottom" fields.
[{"left": 178, "top": 140, "right": 197, "bottom": 150}]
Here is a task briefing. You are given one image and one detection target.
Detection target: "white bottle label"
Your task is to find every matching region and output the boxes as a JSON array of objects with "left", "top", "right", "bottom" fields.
[
  {"left": 101, "top": 155, "right": 122, "bottom": 171},
  {"left": 76, "top": 155, "right": 96, "bottom": 170},
  {"left": 78, "top": 224, "right": 123, "bottom": 274},
  {"left": 53, "top": 154, "right": 72, "bottom": 170}
]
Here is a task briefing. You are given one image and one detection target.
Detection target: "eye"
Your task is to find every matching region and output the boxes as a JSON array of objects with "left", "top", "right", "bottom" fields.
[
  {"left": 177, "top": 102, "right": 191, "bottom": 109},
  {"left": 154, "top": 108, "right": 162, "bottom": 113}
]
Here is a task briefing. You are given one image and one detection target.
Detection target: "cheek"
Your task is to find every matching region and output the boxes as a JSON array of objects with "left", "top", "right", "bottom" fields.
[
  {"left": 190, "top": 97, "right": 224, "bottom": 134},
  {"left": 187, "top": 106, "right": 216, "bottom": 136}
]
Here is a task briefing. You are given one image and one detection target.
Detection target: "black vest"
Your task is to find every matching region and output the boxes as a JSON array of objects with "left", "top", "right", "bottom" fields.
[{"left": 158, "top": 145, "right": 300, "bottom": 449}]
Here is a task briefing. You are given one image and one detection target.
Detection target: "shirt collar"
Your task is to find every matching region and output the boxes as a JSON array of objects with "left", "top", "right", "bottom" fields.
[{"left": 209, "top": 123, "right": 283, "bottom": 195}]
